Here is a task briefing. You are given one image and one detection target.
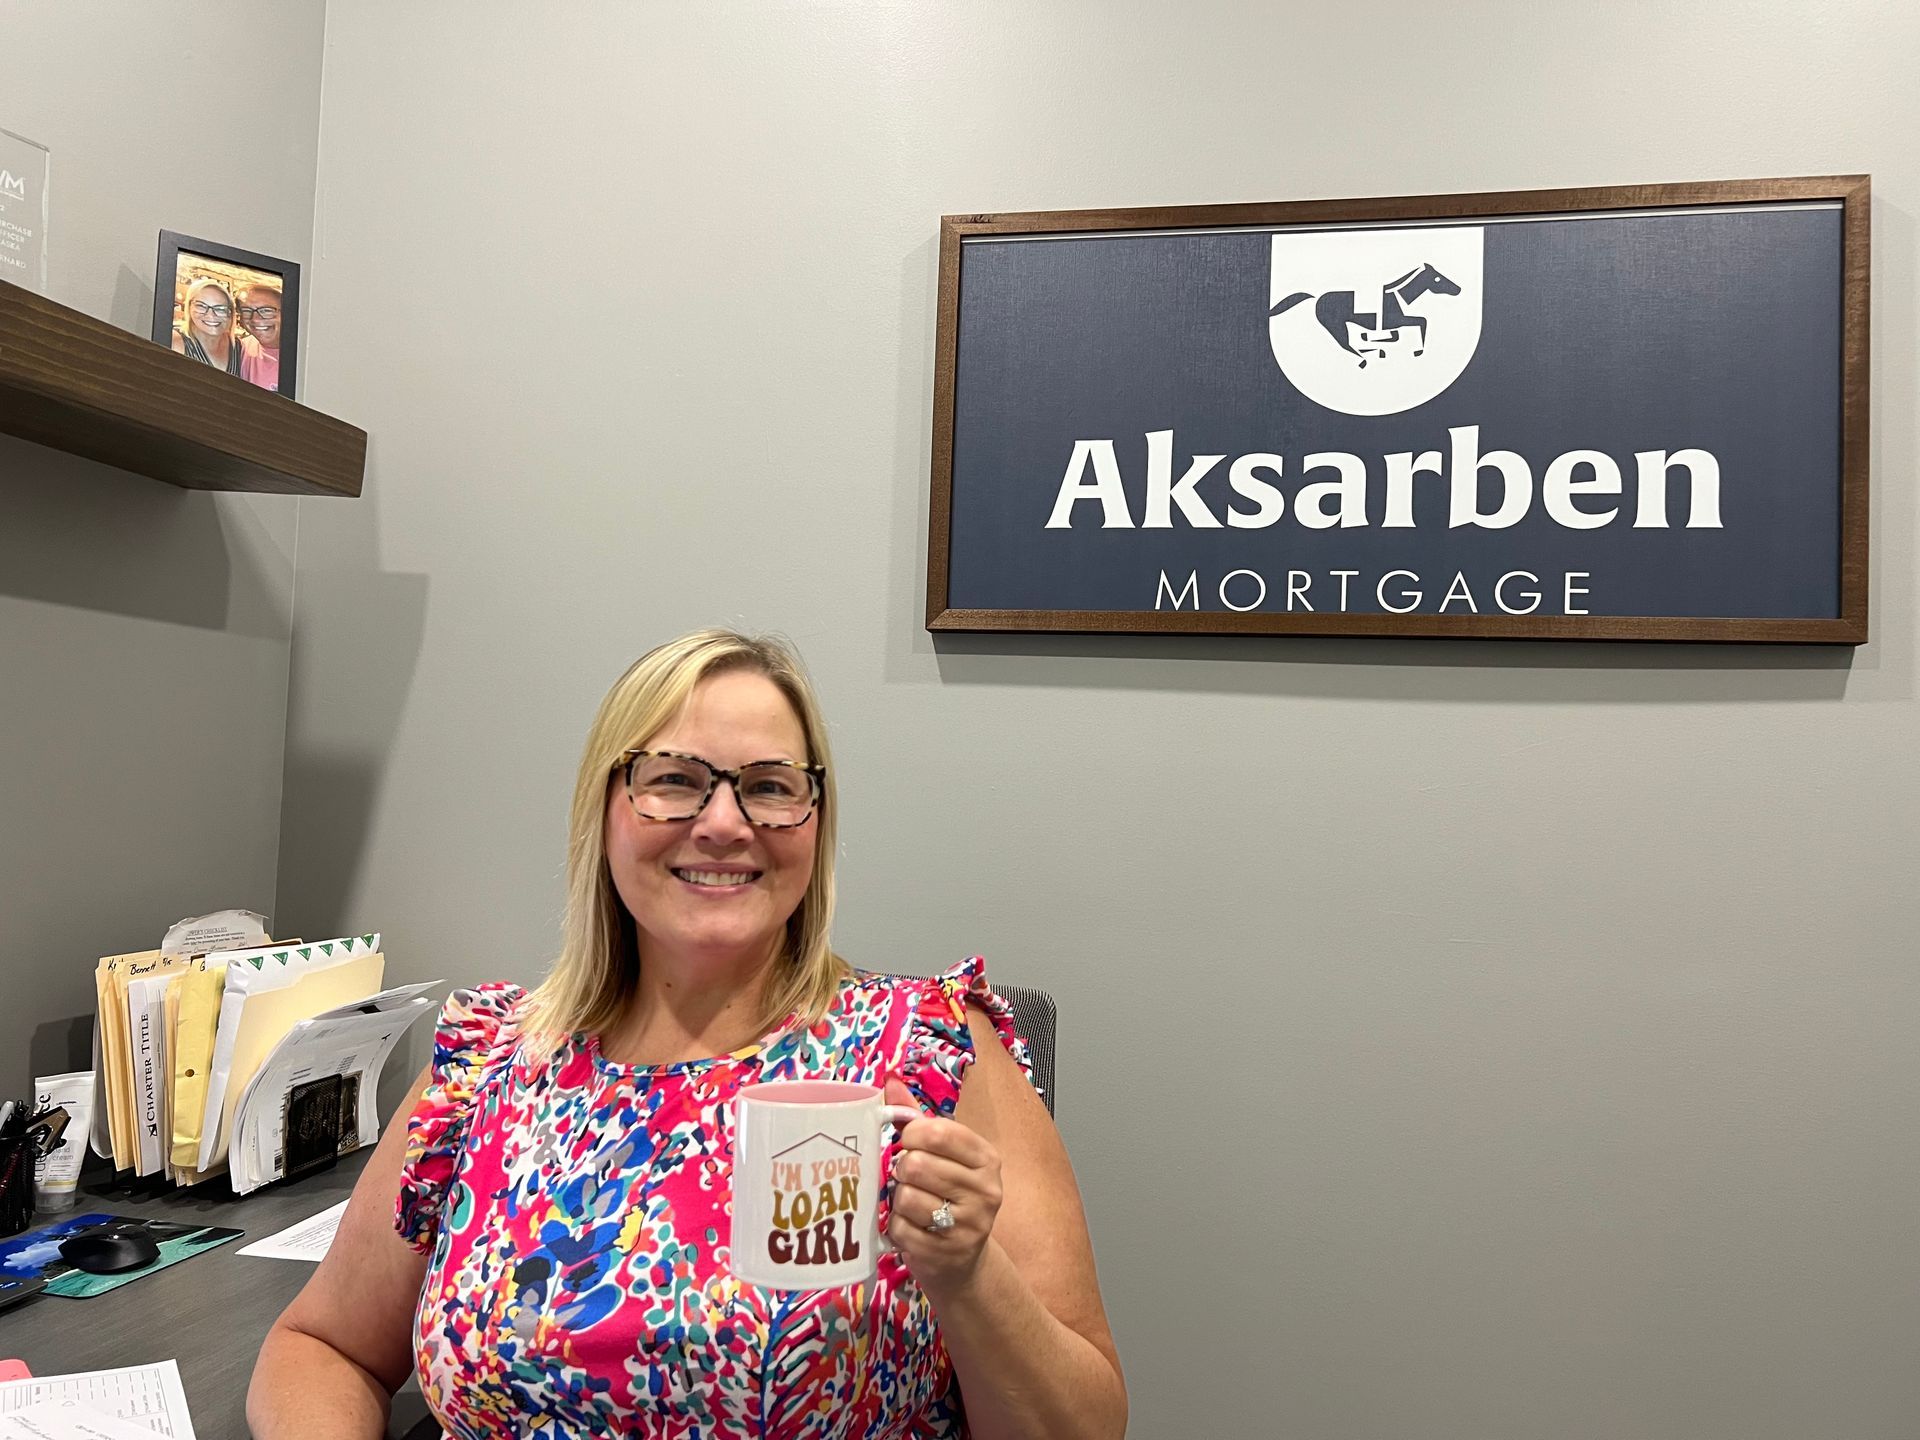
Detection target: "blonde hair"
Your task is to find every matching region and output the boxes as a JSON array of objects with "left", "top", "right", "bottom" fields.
[
  {"left": 522, "top": 629, "right": 850, "bottom": 1046},
  {"left": 180, "top": 278, "right": 234, "bottom": 338}
]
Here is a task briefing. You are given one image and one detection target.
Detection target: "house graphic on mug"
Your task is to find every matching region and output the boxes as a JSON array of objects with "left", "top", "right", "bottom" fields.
[{"left": 768, "top": 1132, "right": 865, "bottom": 1266}]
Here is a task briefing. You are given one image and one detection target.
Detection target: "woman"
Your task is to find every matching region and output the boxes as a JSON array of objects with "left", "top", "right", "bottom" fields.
[
  {"left": 170, "top": 277, "right": 242, "bottom": 375},
  {"left": 247, "top": 630, "right": 1126, "bottom": 1439}
]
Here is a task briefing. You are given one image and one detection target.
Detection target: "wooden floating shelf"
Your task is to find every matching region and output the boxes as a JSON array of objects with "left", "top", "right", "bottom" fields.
[{"left": 0, "top": 276, "right": 365, "bottom": 497}]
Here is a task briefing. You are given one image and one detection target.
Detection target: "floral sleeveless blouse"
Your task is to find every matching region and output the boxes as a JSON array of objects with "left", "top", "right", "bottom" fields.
[{"left": 394, "top": 959, "right": 1033, "bottom": 1439}]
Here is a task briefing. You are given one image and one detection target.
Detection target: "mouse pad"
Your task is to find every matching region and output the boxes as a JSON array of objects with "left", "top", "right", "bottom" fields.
[{"left": 0, "top": 1213, "right": 242, "bottom": 1298}]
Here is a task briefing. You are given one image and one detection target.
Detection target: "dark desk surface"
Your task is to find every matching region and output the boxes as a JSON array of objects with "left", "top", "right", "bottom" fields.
[{"left": 0, "top": 1150, "right": 432, "bottom": 1439}]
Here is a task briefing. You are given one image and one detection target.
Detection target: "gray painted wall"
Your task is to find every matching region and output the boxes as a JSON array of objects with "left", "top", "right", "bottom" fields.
[
  {"left": 0, "top": 0, "right": 327, "bottom": 1101},
  {"left": 8, "top": 0, "right": 1908, "bottom": 1434}
]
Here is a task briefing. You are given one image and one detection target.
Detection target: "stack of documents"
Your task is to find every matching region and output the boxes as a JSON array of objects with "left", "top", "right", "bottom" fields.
[
  {"left": 87, "top": 918, "right": 435, "bottom": 1193},
  {"left": 225, "top": 982, "right": 433, "bottom": 1195}
]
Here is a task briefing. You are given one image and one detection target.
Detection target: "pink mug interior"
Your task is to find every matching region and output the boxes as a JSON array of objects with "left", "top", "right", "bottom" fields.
[{"left": 738, "top": 1080, "right": 878, "bottom": 1106}]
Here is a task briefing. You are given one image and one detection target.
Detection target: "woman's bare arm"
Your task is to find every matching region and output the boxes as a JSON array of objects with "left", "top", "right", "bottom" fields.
[
  {"left": 246, "top": 1066, "right": 434, "bottom": 1440},
  {"left": 920, "top": 1008, "right": 1128, "bottom": 1440}
]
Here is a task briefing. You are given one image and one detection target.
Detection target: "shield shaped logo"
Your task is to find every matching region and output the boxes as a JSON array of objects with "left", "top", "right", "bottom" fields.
[{"left": 1268, "top": 225, "right": 1484, "bottom": 416}]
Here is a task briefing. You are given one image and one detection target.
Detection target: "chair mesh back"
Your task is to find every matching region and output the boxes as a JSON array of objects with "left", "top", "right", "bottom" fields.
[{"left": 996, "top": 984, "right": 1058, "bottom": 1115}]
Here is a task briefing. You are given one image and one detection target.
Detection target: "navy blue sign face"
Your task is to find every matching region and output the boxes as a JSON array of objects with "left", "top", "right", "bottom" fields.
[{"left": 935, "top": 191, "right": 1863, "bottom": 640}]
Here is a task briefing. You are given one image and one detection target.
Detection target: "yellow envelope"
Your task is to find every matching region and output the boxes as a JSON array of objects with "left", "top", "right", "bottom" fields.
[
  {"left": 169, "top": 959, "right": 226, "bottom": 1169},
  {"left": 92, "top": 955, "right": 121, "bottom": 1165},
  {"left": 162, "top": 974, "right": 183, "bottom": 1169}
]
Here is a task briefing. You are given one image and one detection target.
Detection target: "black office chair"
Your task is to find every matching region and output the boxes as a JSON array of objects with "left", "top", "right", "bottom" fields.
[{"left": 995, "top": 983, "right": 1058, "bottom": 1116}]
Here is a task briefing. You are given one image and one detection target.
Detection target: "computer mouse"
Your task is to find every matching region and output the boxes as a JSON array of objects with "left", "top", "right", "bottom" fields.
[{"left": 57, "top": 1228, "right": 161, "bottom": 1275}]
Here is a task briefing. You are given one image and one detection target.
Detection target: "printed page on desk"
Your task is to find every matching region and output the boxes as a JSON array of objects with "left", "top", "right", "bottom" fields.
[
  {"left": 0, "top": 1402, "right": 178, "bottom": 1439},
  {"left": 0, "top": 1404, "right": 171, "bottom": 1439},
  {"left": 0, "top": 1360, "right": 196, "bottom": 1439}
]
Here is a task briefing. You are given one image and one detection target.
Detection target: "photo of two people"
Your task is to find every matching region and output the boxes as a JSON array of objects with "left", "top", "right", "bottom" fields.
[{"left": 151, "top": 231, "right": 300, "bottom": 398}]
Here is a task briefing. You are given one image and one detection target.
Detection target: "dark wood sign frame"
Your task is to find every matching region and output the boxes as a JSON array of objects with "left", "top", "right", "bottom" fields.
[{"left": 926, "top": 176, "right": 1870, "bottom": 644}]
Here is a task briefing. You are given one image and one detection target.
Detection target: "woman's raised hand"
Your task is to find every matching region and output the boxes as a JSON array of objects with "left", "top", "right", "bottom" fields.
[{"left": 883, "top": 1078, "right": 1006, "bottom": 1295}]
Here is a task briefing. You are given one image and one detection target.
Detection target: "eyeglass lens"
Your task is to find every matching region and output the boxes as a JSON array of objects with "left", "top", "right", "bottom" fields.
[{"left": 628, "top": 754, "right": 814, "bottom": 826}]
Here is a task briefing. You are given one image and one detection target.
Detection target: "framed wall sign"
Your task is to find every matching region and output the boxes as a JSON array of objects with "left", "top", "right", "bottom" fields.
[{"left": 927, "top": 176, "right": 1869, "bottom": 643}]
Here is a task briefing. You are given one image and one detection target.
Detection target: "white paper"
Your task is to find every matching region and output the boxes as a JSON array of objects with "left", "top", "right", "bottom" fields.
[
  {"left": 158, "top": 910, "right": 269, "bottom": 958},
  {"left": 229, "top": 1014, "right": 400, "bottom": 1193},
  {"left": 0, "top": 1361, "right": 194, "bottom": 1440},
  {"left": 235, "top": 1199, "right": 348, "bottom": 1261},
  {"left": 87, "top": 1019, "right": 109, "bottom": 1160},
  {"left": 124, "top": 976, "right": 175, "bottom": 1178},
  {"left": 0, "top": 1401, "right": 170, "bottom": 1439},
  {"left": 227, "top": 984, "right": 432, "bottom": 1194}
]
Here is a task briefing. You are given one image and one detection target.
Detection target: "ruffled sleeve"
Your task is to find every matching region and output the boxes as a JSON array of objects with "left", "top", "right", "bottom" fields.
[
  {"left": 897, "top": 956, "right": 1039, "bottom": 1117},
  {"left": 394, "top": 981, "right": 527, "bottom": 1254}
]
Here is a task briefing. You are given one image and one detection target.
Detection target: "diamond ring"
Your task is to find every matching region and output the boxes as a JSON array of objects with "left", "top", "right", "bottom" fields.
[{"left": 927, "top": 1201, "right": 956, "bottom": 1233}]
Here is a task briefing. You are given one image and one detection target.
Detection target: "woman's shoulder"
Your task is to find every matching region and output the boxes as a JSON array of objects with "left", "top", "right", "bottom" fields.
[
  {"left": 843, "top": 956, "right": 996, "bottom": 1010},
  {"left": 836, "top": 964, "right": 959, "bottom": 1022},
  {"left": 396, "top": 981, "right": 533, "bottom": 1254},
  {"left": 838, "top": 959, "right": 1035, "bottom": 1097},
  {"left": 430, "top": 981, "right": 533, "bottom": 1074},
  {"left": 796, "top": 966, "right": 966, "bottom": 1053},
  {"left": 439, "top": 979, "right": 531, "bottom": 1028}
]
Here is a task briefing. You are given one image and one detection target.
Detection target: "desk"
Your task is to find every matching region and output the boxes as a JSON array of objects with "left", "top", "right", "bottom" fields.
[{"left": 0, "top": 1150, "right": 434, "bottom": 1439}]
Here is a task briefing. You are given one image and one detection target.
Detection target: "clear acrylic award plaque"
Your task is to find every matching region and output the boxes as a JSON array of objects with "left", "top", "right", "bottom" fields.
[{"left": 0, "top": 127, "right": 50, "bottom": 293}]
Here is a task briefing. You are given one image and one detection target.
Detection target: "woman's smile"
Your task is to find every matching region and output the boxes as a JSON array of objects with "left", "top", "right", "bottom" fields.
[{"left": 671, "top": 865, "right": 764, "bottom": 891}]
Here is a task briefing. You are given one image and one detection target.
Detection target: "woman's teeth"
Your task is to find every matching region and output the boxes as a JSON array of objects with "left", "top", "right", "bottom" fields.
[{"left": 674, "top": 868, "right": 758, "bottom": 887}]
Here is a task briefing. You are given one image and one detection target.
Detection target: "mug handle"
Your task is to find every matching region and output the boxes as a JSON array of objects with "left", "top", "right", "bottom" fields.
[{"left": 875, "top": 1103, "right": 924, "bottom": 1254}]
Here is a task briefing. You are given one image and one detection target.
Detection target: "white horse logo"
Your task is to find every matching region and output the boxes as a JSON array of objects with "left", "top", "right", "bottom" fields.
[{"left": 1267, "top": 225, "right": 1484, "bottom": 417}]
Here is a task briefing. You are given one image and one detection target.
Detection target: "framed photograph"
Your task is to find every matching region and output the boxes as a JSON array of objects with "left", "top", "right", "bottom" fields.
[
  {"left": 151, "top": 230, "right": 300, "bottom": 399},
  {"left": 928, "top": 175, "right": 1869, "bottom": 644}
]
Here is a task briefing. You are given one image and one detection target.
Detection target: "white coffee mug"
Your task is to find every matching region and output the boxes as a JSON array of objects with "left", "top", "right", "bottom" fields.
[{"left": 731, "top": 1080, "right": 919, "bottom": 1290}]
